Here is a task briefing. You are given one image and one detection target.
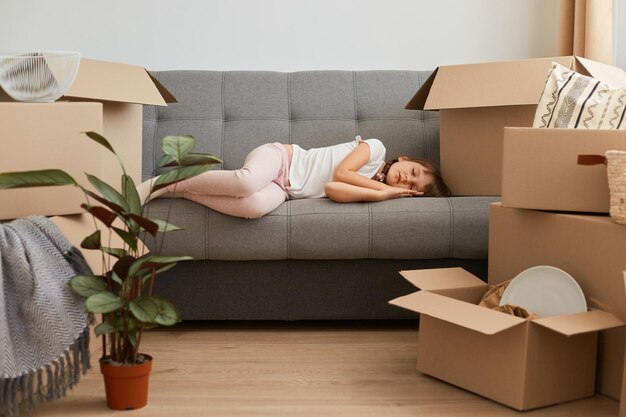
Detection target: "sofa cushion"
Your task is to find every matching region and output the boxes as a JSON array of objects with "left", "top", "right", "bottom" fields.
[{"left": 143, "top": 196, "right": 498, "bottom": 261}]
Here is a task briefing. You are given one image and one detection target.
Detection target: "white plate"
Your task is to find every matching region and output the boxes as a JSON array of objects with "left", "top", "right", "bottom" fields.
[{"left": 499, "top": 265, "right": 587, "bottom": 318}]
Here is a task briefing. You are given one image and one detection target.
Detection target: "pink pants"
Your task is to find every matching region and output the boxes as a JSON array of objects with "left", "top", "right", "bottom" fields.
[{"left": 165, "top": 143, "right": 290, "bottom": 219}]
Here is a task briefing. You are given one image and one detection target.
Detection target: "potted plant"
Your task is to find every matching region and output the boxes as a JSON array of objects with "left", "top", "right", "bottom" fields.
[{"left": 0, "top": 131, "right": 221, "bottom": 410}]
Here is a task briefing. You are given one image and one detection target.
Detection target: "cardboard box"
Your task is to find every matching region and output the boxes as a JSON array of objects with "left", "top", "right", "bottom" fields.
[
  {"left": 0, "top": 102, "right": 104, "bottom": 219},
  {"left": 502, "top": 127, "right": 626, "bottom": 213},
  {"left": 488, "top": 203, "right": 626, "bottom": 399},
  {"left": 389, "top": 267, "right": 623, "bottom": 411},
  {"left": 0, "top": 58, "right": 175, "bottom": 220},
  {"left": 405, "top": 56, "right": 626, "bottom": 196},
  {"left": 621, "top": 324, "right": 626, "bottom": 416}
]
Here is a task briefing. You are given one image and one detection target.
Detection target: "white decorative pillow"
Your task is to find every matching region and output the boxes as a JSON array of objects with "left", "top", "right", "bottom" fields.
[{"left": 533, "top": 62, "right": 626, "bottom": 130}]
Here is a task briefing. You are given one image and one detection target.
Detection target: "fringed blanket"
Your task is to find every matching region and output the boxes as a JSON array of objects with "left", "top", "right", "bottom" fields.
[{"left": 0, "top": 216, "right": 92, "bottom": 417}]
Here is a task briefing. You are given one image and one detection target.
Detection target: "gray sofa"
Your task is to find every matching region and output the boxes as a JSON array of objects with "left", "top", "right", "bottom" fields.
[{"left": 142, "top": 70, "right": 499, "bottom": 320}]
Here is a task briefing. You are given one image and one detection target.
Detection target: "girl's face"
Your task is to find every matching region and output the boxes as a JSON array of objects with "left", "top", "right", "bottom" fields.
[{"left": 385, "top": 159, "right": 435, "bottom": 193}]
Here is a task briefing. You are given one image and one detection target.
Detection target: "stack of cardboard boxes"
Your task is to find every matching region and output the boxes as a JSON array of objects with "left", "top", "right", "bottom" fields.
[
  {"left": 0, "top": 58, "right": 174, "bottom": 221},
  {"left": 392, "top": 56, "right": 626, "bottom": 411},
  {"left": 0, "top": 57, "right": 173, "bottom": 264},
  {"left": 0, "top": 57, "right": 173, "bottom": 354}
]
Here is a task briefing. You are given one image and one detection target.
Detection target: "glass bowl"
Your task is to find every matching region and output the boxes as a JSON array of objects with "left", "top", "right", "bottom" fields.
[{"left": 0, "top": 51, "right": 81, "bottom": 102}]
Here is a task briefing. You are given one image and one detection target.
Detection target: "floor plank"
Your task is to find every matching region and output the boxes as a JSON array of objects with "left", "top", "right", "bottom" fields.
[{"left": 25, "top": 321, "right": 619, "bottom": 417}]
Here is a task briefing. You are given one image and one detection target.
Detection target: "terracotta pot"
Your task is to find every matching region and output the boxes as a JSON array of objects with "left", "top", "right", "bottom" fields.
[{"left": 99, "top": 354, "right": 153, "bottom": 410}]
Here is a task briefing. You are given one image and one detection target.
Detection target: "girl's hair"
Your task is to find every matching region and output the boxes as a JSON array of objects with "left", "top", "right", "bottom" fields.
[{"left": 380, "top": 157, "right": 451, "bottom": 197}]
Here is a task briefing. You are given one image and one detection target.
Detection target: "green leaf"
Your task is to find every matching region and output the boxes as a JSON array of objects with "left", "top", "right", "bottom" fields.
[
  {"left": 153, "top": 297, "right": 181, "bottom": 326},
  {"left": 114, "top": 316, "right": 141, "bottom": 345},
  {"left": 84, "top": 131, "right": 115, "bottom": 154},
  {"left": 152, "top": 165, "right": 214, "bottom": 191},
  {"left": 129, "top": 296, "right": 181, "bottom": 326},
  {"left": 102, "top": 246, "right": 127, "bottom": 259},
  {"left": 128, "top": 332, "right": 138, "bottom": 347},
  {"left": 141, "top": 263, "right": 177, "bottom": 285},
  {"left": 112, "top": 226, "right": 138, "bottom": 251},
  {"left": 127, "top": 214, "right": 159, "bottom": 236},
  {"left": 128, "top": 297, "right": 157, "bottom": 322},
  {"left": 112, "top": 255, "right": 136, "bottom": 281},
  {"left": 86, "top": 174, "right": 129, "bottom": 212},
  {"left": 82, "top": 189, "right": 125, "bottom": 214},
  {"left": 145, "top": 255, "right": 193, "bottom": 266},
  {"left": 155, "top": 263, "right": 178, "bottom": 274},
  {"left": 80, "top": 230, "right": 101, "bottom": 250},
  {"left": 122, "top": 175, "right": 141, "bottom": 216},
  {"left": 142, "top": 322, "right": 159, "bottom": 330},
  {"left": 94, "top": 322, "right": 116, "bottom": 337},
  {"left": 128, "top": 255, "right": 193, "bottom": 278},
  {"left": 111, "top": 271, "right": 123, "bottom": 285},
  {"left": 81, "top": 204, "right": 117, "bottom": 227},
  {"left": 156, "top": 154, "right": 176, "bottom": 169},
  {"left": 85, "top": 291, "right": 122, "bottom": 314},
  {"left": 181, "top": 153, "right": 223, "bottom": 166},
  {"left": 158, "top": 153, "right": 223, "bottom": 168},
  {"left": 69, "top": 274, "right": 107, "bottom": 297},
  {"left": 152, "top": 219, "right": 182, "bottom": 233},
  {"left": 162, "top": 135, "right": 195, "bottom": 164},
  {"left": 115, "top": 316, "right": 139, "bottom": 331},
  {"left": 0, "top": 169, "right": 76, "bottom": 189}
]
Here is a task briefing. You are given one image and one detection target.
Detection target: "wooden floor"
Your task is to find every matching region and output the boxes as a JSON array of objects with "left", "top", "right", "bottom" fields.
[{"left": 27, "top": 321, "right": 618, "bottom": 417}]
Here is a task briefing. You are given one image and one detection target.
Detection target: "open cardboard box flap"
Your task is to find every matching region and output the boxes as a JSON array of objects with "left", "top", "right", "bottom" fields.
[
  {"left": 575, "top": 57, "right": 626, "bottom": 88},
  {"left": 390, "top": 290, "right": 526, "bottom": 335},
  {"left": 406, "top": 56, "right": 626, "bottom": 111},
  {"left": 399, "top": 267, "right": 488, "bottom": 304},
  {"left": 533, "top": 309, "right": 625, "bottom": 337},
  {"left": 64, "top": 58, "right": 176, "bottom": 106},
  {"left": 400, "top": 267, "right": 487, "bottom": 291},
  {"left": 0, "top": 58, "right": 176, "bottom": 106}
]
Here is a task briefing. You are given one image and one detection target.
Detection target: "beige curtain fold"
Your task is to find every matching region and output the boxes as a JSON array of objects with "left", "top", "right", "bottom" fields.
[{"left": 557, "top": 0, "right": 614, "bottom": 64}]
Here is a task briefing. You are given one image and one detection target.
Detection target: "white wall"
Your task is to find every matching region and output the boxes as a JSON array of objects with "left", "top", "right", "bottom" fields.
[{"left": 1, "top": 0, "right": 559, "bottom": 71}]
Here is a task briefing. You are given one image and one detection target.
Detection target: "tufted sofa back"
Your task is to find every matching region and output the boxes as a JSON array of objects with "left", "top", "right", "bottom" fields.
[{"left": 142, "top": 71, "right": 439, "bottom": 180}]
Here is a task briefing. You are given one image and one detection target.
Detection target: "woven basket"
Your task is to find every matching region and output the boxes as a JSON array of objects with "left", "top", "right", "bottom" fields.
[{"left": 605, "top": 150, "right": 626, "bottom": 225}]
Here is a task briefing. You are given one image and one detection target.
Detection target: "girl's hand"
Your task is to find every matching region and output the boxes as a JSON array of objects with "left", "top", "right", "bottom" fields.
[
  {"left": 325, "top": 182, "right": 421, "bottom": 203},
  {"left": 379, "top": 187, "right": 423, "bottom": 200}
]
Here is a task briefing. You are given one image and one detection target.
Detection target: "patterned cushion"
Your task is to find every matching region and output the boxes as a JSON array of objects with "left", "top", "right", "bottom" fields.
[{"left": 533, "top": 62, "right": 626, "bottom": 129}]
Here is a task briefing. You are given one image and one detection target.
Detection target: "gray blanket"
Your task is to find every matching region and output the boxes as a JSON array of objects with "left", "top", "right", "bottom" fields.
[{"left": 0, "top": 216, "right": 92, "bottom": 417}]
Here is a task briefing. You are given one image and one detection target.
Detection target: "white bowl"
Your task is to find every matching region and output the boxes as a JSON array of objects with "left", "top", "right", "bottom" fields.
[{"left": 0, "top": 51, "right": 81, "bottom": 102}]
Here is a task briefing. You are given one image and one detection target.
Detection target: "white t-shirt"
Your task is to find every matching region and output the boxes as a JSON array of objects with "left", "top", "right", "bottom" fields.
[{"left": 287, "top": 137, "right": 386, "bottom": 199}]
